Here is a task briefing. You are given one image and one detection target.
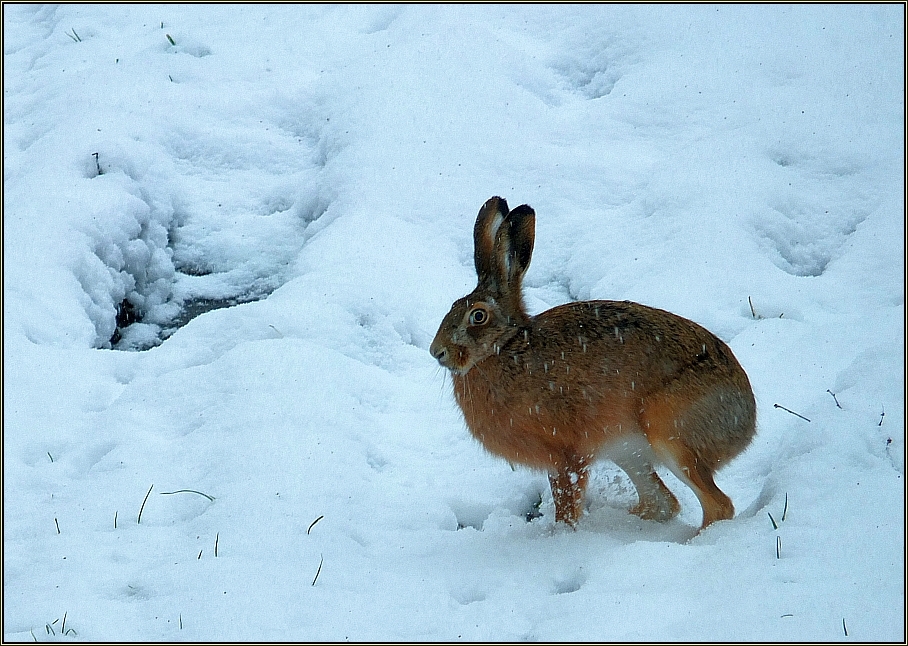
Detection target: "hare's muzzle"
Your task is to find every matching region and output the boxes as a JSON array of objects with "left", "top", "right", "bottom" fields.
[
  {"left": 430, "top": 338, "right": 470, "bottom": 374},
  {"left": 430, "top": 340, "right": 450, "bottom": 367}
]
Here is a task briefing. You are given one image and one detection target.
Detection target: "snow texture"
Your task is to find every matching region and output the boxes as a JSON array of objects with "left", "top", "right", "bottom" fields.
[{"left": 3, "top": 4, "right": 904, "bottom": 641}]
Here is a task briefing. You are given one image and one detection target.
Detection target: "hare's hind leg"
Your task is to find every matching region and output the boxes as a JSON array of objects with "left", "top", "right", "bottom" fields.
[
  {"left": 656, "top": 444, "right": 734, "bottom": 528},
  {"left": 607, "top": 435, "right": 679, "bottom": 522},
  {"left": 646, "top": 430, "right": 734, "bottom": 528},
  {"left": 641, "top": 390, "right": 743, "bottom": 529}
]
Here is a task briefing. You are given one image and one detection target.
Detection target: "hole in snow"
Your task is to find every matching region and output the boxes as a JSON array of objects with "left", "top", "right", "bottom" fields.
[
  {"left": 105, "top": 193, "right": 332, "bottom": 351},
  {"left": 449, "top": 501, "right": 492, "bottom": 531},
  {"left": 110, "top": 291, "right": 270, "bottom": 351},
  {"left": 79, "top": 102, "right": 334, "bottom": 351},
  {"left": 523, "top": 489, "right": 545, "bottom": 522}
]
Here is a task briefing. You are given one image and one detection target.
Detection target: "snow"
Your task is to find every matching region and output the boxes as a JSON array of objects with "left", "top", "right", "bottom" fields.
[{"left": 3, "top": 4, "right": 904, "bottom": 641}]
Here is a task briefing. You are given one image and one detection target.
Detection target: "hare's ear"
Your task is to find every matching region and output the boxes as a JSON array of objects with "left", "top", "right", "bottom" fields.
[
  {"left": 502, "top": 204, "right": 535, "bottom": 285},
  {"left": 473, "top": 197, "right": 535, "bottom": 298},
  {"left": 474, "top": 196, "right": 509, "bottom": 287}
]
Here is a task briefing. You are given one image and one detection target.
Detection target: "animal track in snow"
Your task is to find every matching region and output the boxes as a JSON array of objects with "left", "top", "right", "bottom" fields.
[
  {"left": 551, "top": 567, "right": 586, "bottom": 595},
  {"left": 551, "top": 49, "right": 624, "bottom": 100},
  {"left": 545, "top": 22, "right": 635, "bottom": 101},
  {"left": 756, "top": 199, "right": 869, "bottom": 278},
  {"left": 754, "top": 149, "right": 872, "bottom": 277},
  {"left": 365, "top": 448, "right": 388, "bottom": 472},
  {"left": 450, "top": 583, "right": 487, "bottom": 606}
]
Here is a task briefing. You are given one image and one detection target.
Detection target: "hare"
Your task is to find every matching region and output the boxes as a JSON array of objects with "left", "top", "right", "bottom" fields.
[{"left": 430, "top": 197, "right": 756, "bottom": 529}]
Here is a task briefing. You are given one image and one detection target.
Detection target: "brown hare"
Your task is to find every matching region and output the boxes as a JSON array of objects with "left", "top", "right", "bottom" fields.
[{"left": 430, "top": 196, "right": 756, "bottom": 530}]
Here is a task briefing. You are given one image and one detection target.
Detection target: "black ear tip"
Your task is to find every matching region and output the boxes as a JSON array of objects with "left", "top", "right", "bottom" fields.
[
  {"left": 508, "top": 204, "right": 535, "bottom": 217},
  {"left": 485, "top": 196, "right": 509, "bottom": 214}
]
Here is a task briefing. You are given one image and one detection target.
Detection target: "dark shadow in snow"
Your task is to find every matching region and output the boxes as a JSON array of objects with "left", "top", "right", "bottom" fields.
[{"left": 523, "top": 490, "right": 544, "bottom": 523}]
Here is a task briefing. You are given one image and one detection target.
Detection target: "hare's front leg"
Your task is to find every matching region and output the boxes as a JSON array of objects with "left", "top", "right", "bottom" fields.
[{"left": 548, "top": 462, "right": 589, "bottom": 527}]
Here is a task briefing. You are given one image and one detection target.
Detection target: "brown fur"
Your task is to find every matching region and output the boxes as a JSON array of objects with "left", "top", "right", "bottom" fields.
[{"left": 431, "top": 197, "right": 756, "bottom": 529}]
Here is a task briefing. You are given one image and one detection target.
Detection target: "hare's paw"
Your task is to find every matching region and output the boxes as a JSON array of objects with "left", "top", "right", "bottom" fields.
[{"left": 629, "top": 494, "right": 680, "bottom": 522}]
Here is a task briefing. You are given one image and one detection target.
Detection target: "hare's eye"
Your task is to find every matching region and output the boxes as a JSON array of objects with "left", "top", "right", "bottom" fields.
[{"left": 469, "top": 307, "right": 489, "bottom": 326}]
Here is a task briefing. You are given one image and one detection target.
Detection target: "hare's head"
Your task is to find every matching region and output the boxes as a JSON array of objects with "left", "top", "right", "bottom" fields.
[{"left": 430, "top": 197, "right": 535, "bottom": 374}]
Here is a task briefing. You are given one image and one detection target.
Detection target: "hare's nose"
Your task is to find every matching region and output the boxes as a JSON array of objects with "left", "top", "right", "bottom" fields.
[{"left": 430, "top": 341, "right": 448, "bottom": 366}]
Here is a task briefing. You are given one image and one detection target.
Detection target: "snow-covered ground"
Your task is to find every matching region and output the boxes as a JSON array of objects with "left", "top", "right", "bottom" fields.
[{"left": 3, "top": 4, "right": 904, "bottom": 641}]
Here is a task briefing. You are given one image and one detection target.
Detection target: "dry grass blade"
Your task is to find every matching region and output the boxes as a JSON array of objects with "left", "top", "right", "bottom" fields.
[
  {"left": 138, "top": 484, "right": 154, "bottom": 524},
  {"left": 160, "top": 489, "right": 215, "bottom": 502},
  {"left": 773, "top": 403, "right": 810, "bottom": 422},
  {"left": 307, "top": 515, "right": 324, "bottom": 535},
  {"left": 312, "top": 554, "right": 324, "bottom": 586}
]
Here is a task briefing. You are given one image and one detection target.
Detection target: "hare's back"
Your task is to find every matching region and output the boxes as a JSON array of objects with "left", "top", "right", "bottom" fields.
[{"left": 527, "top": 300, "right": 748, "bottom": 393}]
